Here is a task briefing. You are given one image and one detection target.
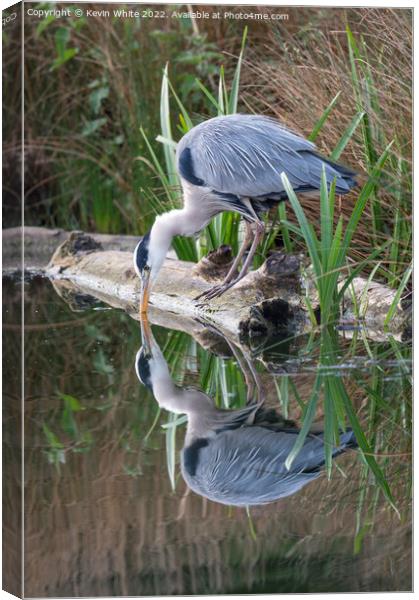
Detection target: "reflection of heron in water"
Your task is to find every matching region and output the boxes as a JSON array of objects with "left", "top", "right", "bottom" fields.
[{"left": 136, "top": 320, "right": 357, "bottom": 507}]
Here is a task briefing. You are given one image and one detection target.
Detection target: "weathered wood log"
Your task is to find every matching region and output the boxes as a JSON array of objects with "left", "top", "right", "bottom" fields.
[
  {"left": 47, "top": 232, "right": 306, "bottom": 342},
  {"left": 3, "top": 226, "right": 140, "bottom": 270},
  {"left": 45, "top": 231, "right": 410, "bottom": 342}
]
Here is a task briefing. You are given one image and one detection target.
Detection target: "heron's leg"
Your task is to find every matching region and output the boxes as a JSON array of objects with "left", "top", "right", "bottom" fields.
[
  {"left": 242, "top": 351, "right": 265, "bottom": 405},
  {"left": 194, "top": 221, "right": 253, "bottom": 301},
  {"left": 220, "top": 220, "right": 254, "bottom": 283},
  {"left": 223, "top": 336, "right": 256, "bottom": 404},
  {"left": 197, "top": 220, "right": 265, "bottom": 302}
]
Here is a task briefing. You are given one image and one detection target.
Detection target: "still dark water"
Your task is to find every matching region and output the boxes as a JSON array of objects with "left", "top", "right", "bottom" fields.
[{"left": 3, "top": 275, "right": 412, "bottom": 596}]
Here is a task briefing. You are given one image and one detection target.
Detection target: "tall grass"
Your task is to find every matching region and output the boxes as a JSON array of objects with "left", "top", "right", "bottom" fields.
[
  {"left": 22, "top": 10, "right": 224, "bottom": 234},
  {"left": 141, "top": 27, "right": 374, "bottom": 272},
  {"left": 240, "top": 11, "right": 412, "bottom": 288},
  {"left": 20, "top": 10, "right": 411, "bottom": 291},
  {"left": 140, "top": 28, "right": 249, "bottom": 262}
]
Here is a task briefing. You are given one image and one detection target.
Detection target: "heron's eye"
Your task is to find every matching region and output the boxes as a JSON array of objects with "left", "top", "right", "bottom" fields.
[{"left": 143, "top": 265, "right": 151, "bottom": 272}]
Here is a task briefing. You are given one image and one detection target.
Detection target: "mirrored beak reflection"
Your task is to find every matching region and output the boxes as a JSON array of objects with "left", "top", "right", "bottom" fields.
[{"left": 135, "top": 322, "right": 357, "bottom": 507}]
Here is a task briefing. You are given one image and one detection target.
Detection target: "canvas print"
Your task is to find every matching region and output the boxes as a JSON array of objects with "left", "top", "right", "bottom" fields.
[{"left": 3, "top": 2, "right": 412, "bottom": 596}]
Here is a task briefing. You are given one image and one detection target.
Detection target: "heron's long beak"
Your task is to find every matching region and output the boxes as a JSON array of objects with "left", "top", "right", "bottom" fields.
[
  {"left": 140, "top": 317, "right": 153, "bottom": 354},
  {"left": 139, "top": 270, "right": 151, "bottom": 316}
]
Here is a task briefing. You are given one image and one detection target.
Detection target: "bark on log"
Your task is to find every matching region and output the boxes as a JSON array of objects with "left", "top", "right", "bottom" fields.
[
  {"left": 45, "top": 231, "right": 410, "bottom": 343},
  {"left": 47, "top": 232, "right": 305, "bottom": 342}
]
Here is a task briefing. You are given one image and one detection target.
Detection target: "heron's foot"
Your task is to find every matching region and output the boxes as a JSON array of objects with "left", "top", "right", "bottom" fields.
[{"left": 195, "top": 281, "right": 236, "bottom": 303}]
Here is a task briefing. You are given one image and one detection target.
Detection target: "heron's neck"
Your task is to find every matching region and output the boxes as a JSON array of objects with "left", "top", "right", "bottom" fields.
[
  {"left": 148, "top": 207, "right": 207, "bottom": 281},
  {"left": 152, "top": 207, "right": 207, "bottom": 239}
]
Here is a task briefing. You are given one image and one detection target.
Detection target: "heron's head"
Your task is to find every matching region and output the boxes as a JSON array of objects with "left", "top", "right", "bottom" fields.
[
  {"left": 134, "top": 347, "right": 153, "bottom": 391},
  {"left": 134, "top": 219, "right": 175, "bottom": 315},
  {"left": 134, "top": 231, "right": 153, "bottom": 314}
]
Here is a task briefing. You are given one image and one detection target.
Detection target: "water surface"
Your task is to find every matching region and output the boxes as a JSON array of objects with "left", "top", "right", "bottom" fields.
[{"left": 4, "top": 275, "right": 411, "bottom": 595}]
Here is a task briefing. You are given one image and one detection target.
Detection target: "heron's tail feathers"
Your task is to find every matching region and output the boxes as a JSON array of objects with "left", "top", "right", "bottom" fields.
[
  {"left": 334, "top": 428, "right": 358, "bottom": 452},
  {"left": 313, "top": 152, "right": 358, "bottom": 193},
  {"left": 298, "top": 428, "right": 357, "bottom": 474}
]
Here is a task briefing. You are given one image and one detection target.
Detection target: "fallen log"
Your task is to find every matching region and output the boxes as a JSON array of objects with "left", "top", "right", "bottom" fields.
[
  {"left": 3, "top": 226, "right": 140, "bottom": 270},
  {"left": 47, "top": 232, "right": 306, "bottom": 341},
  {"left": 45, "top": 231, "right": 410, "bottom": 342}
]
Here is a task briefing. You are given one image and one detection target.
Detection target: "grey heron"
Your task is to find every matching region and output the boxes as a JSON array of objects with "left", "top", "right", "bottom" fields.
[
  {"left": 134, "top": 114, "right": 357, "bottom": 314},
  {"left": 135, "top": 320, "right": 357, "bottom": 507}
]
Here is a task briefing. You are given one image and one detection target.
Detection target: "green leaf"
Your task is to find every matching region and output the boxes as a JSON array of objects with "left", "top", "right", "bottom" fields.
[
  {"left": 55, "top": 27, "right": 70, "bottom": 58},
  {"left": 330, "top": 111, "right": 365, "bottom": 160},
  {"left": 228, "top": 26, "right": 247, "bottom": 114},
  {"left": 336, "top": 376, "right": 399, "bottom": 516},
  {"left": 58, "top": 393, "right": 82, "bottom": 411},
  {"left": 336, "top": 241, "right": 392, "bottom": 304},
  {"left": 285, "top": 375, "right": 322, "bottom": 470},
  {"left": 36, "top": 14, "right": 55, "bottom": 37},
  {"left": 308, "top": 91, "right": 341, "bottom": 142},
  {"left": 281, "top": 172, "right": 322, "bottom": 280},
  {"left": 160, "top": 64, "right": 178, "bottom": 188},
  {"left": 195, "top": 78, "right": 221, "bottom": 112},
  {"left": 341, "top": 141, "right": 394, "bottom": 253},
  {"left": 384, "top": 263, "right": 412, "bottom": 328},
  {"left": 81, "top": 117, "right": 107, "bottom": 136},
  {"left": 89, "top": 86, "right": 109, "bottom": 115},
  {"left": 278, "top": 202, "right": 294, "bottom": 252},
  {"left": 61, "top": 407, "right": 78, "bottom": 437},
  {"left": 218, "top": 66, "right": 225, "bottom": 115},
  {"left": 166, "top": 412, "right": 178, "bottom": 490},
  {"left": 51, "top": 48, "right": 78, "bottom": 70},
  {"left": 167, "top": 77, "right": 194, "bottom": 130},
  {"left": 42, "top": 423, "right": 64, "bottom": 449}
]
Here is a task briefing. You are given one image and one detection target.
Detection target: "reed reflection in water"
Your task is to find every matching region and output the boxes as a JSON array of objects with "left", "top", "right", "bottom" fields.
[
  {"left": 13, "top": 277, "right": 411, "bottom": 596},
  {"left": 136, "top": 319, "right": 358, "bottom": 507}
]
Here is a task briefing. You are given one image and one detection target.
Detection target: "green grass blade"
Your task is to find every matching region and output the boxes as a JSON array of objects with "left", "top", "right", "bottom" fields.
[
  {"left": 384, "top": 263, "right": 412, "bottom": 328},
  {"left": 167, "top": 77, "right": 194, "bottom": 130},
  {"left": 285, "top": 375, "right": 322, "bottom": 470},
  {"left": 336, "top": 376, "right": 399, "bottom": 516},
  {"left": 281, "top": 173, "right": 322, "bottom": 279},
  {"left": 278, "top": 202, "right": 294, "bottom": 252},
  {"left": 218, "top": 66, "right": 225, "bottom": 115},
  {"left": 330, "top": 111, "right": 365, "bottom": 161},
  {"left": 160, "top": 64, "right": 178, "bottom": 187},
  {"left": 195, "top": 78, "right": 221, "bottom": 112},
  {"left": 165, "top": 412, "right": 178, "bottom": 491},
  {"left": 336, "top": 241, "right": 391, "bottom": 303},
  {"left": 228, "top": 26, "right": 247, "bottom": 114},
  {"left": 320, "top": 167, "right": 333, "bottom": 270},
  {"left": 323, "top": 380, "right": 336, "bottom": 478},
  {"left": 139, "top": 127, "right": 173, "bottom": 196},
  {"left": 308, "top": 91, "right": 341, "bottom": 142},
  {"left": 341, "top": 141, "right": 394, "bottom": 253}
]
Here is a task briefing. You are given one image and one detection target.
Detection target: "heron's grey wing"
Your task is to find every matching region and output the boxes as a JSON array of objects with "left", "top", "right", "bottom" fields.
[
  {"left": 176, "top": 114, "right": 355, "bottom": 198},
  {"left": 181, "top": 428, "right": 320, "bottom": 506},
  {"left": 181, "top": 427, "right": 356, "bottom": 506}
]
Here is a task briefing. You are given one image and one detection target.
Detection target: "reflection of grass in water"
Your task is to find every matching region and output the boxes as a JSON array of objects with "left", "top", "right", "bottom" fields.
[
  {"left": 29, "top": 276, "right": 410, "bottom": 520},
  {"left": 158, "top": 321, "right": 410, "bottom": 527},
  {"left": 273, "top": 328, "right": 411, "bottom": 551},
  {"left": 23, "top": 277, "right": 410, "bottom": 554},
  {"left": 15, "top": 276, "right": 411, "bottom": 564}
]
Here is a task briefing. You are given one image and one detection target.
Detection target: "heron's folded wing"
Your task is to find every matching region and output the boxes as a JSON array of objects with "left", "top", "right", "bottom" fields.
[
  {"left": 176, "top": 115, "right": 316, "bottom": 197},
  {"left": 177, "top": 114, "right": 356, "bottom": 198}
]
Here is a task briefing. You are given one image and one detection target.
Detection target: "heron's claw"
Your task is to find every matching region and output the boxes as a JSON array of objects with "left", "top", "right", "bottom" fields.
[{"left": 194, "top": 283, "right": 231, "bottom": 303}]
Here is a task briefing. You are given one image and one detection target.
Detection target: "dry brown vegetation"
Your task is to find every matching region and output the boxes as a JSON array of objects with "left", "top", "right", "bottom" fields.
[{"left": 6, "top": 6, "right": 410, "bottom": 282}]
